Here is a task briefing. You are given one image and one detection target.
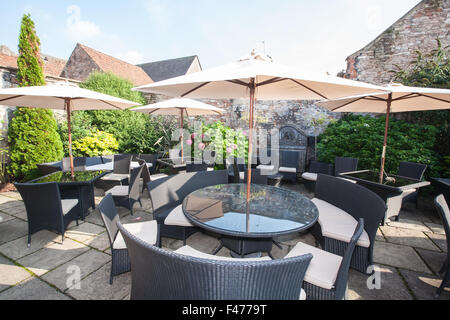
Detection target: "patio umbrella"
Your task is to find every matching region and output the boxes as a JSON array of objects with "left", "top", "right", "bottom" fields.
[
  {"left": 131, "top": 98, "right": 224, "bottom": 162},
  {"left": 0, "top": 83, "right": 139, "bottom": 177},
  {"left": 317, "top": 83, "right": 450, "bottom": 183},
  {"left": 133, "top": 54, "right": 385, "bottom": 227}
]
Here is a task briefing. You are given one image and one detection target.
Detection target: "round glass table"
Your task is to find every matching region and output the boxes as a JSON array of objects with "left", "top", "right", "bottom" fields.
[{"left": 182, "top": 183, "right": 318, "bottom": 258}]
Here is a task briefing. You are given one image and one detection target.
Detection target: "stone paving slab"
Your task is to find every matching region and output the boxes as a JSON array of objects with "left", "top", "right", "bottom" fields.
[
  {"left": 41, "top": 249, "right": 110, "bottom": 292},
  {"left": 0, "top": 230, "right": 60, "bottom": 261},
  {"left": 347, "top": 265, "right": 413, "bottom": 300},
  {"left": 424, "top": 222, "right": 445, "bottom": 235},
  {"left": 0, "top": 276, "right": 70, "bottom": 300},
  {"left": 83, "top": 232, "right": 111, "bottom": 252},
  {"left": 386, "top": 219, "right": 432, "bottom": 233},
  {"left": 0, "top": 211, "right": 14, "bottom": 224},
  {"left": 425, "top": 232, "right": 447, "bottom": 253},
  {"left": 398, "top": 268, "right": 450, "bottom": 300},
  {"left": 66, "top": 262, "right": 131, "bottom": 300},
  {"left": 0, "top": 218, "right": 28, "bottom": 245},
  {"left": 0, "top": 195, "right": 17, "bottom": 205},
  {"left": 65, "top": 222, "right": 105, "bottom": 243},
  {"left": 17, "top": 238, "right": 89, "bottom": 276},
  {"left": 416, "top": 248, "right": 447, "bottom": 275},
  {"left": 0, "top": 254, "right": 33, "bottom": 293},
  {"left": 380, "top": 226, "right": 440, "bottom": 251},
  {"left": 373, "top": 241, "right": 431, "bottom": 274}
]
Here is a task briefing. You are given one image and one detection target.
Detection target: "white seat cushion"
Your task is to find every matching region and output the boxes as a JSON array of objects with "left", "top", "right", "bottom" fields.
[
  {"left": 256, "top": 165, "right": 275, "bottom": 171},
  {"left": 312, "top": 198, "right": 370, "bottom": 248},
  {"left": 285, "top": 241, "right": 342, "bottom": 290},
  {"left": 106, "top": 185, "right": 128, "bottom": 197},
  {"left": 301, "top": 172, "right": 317, "bottom": 181},
  {"left": 61, "top": 199, "right": 78, "bottom": 215},
  {"left": 175, "top": 245, "right": 271, "bottom": 261},
  {"left": 164, "top": 205, "right": 194, "bottom": 227},
  {"left": 102, "top": 173, "right": 129, "bottom": 182},
  {"left": 300, "top": 288, "right": 306, "bottom": 301},
  {"left": 113, "top": 220, "right": 158, "bottom": 249},
  {"left": 401, "top": 188, "right": 417, "bottom": 198},
  {"left": 337, "top": 177, "right": 357, "bottom": 184},
  {"left": 279, "top": 167, "right": 296, "bottom": 173},
  {"left": 150, "top": 173, "right": 168, "bottom": 181}
]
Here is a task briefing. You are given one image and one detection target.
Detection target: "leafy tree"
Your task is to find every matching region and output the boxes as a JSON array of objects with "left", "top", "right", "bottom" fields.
[
  {"left": 7, "top": 14, "right": 63, "bottom": 181},
  {"left": 391, "top": 38, "right": 450, "bottom": 175},
  {"left": 317, "top": 114, "right": 441, "bottom": 178},
  {"left": 61, "top": 71, "right": 174, "bottom": 154}
]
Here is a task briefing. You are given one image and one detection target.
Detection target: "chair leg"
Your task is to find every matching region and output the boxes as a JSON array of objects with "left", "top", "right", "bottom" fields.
[
  {"left": 138, "top": 199, "right": 143, "bottom": 208},
  {"left": 27, "top": 233, "right": 31, "bottom": 248},
  {"left": 440, "top": 259, "right": 448, "bottom": 275},
  {"left": 268, "top": 252, "right": 274, "bottom": 260},
  {"left": 435, "top": 280, "right": 446, "bottom": 298},
  {"left": 212, "top": 244, "right": 223, "bottom": 255}
]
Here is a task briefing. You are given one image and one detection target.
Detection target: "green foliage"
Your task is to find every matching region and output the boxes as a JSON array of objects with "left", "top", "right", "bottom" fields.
[
  {"left": 8, "top": 14, "right": 64, "bottom": 181},
  {"left": 79, "top": 71, "right": 147, "bottom": 104},
  {"left": 57, "top": 111, "right": 96, "bottom": 156},
  {"left": 66, "top": 71, "right": 172, "bottom": 154},
  {"left": 317, "top": 114, "right": 441, "bottom": 178},
  {"left": 391, "top": 38, "right": 450, "bottom": 177},
  {"left": 8, "top": 108, "right": 64, "bottom": 181},
  {"left": 72, "top": 131, "right": 119, "bottom": 157},
  {"left": 16, "top": 14, "right": 45, "bottom": 87},
  {"left": 200, "top": 122, "right": 248, "bottom": 168}
]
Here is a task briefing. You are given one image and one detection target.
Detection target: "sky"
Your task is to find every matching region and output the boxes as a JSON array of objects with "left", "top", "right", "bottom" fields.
[{"left": 0, "top": 0, "right": 423, "bottom": 75}]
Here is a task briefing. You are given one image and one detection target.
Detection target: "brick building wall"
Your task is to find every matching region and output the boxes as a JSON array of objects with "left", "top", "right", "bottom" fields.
[{"left": 343, "top": 0, "right": 450, "bottom": 85}]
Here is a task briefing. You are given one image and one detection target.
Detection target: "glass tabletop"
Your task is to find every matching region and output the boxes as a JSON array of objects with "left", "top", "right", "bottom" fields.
[
  {"left": 182, "top": 183, "right": 318, "bottom": 237},
  {"left": 341, "top": 170, "right": 419, "bottom": 187},
  {"left": 31, "top": 171, "right": 106, "bottom": 184}
]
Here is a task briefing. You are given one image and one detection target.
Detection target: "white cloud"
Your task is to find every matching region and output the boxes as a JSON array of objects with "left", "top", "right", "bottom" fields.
[
  {"left": 66, "top": 5, "right": 101, "bottom": 40},
  {"left": 116, "top": 50, "right": 145, "bottom": 64}
]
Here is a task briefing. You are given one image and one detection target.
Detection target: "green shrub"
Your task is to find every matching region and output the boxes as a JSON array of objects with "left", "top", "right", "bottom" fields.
[
  {"left": 72, "top": 131, "right": 119, "bottom": 157},
  {"left": 200, "top": 121, "right": 248, "bottom": 168},
  {"left": 317, "top": 114, "right": 441, "bottom": 178},
  {"left": 8, "top": 14, "right": 64, "bottom": 181},
  {"left": 8, "top": 108, "right": 64, "bottom": 181}
]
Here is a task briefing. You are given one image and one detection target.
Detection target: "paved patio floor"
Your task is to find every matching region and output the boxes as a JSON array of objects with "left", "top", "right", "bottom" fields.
[{"left": 0, "top": 181, "right": 448, "bottom": 300}]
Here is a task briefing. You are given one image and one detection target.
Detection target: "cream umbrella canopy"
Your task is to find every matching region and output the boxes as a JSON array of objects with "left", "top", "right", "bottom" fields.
[
  {"left": 0, "top": 83, "right": 140, "bottom": 177},
  {"left": 131, "top": 98, "right": 224, "bottom": 162},
  {"left": 317, "top": 83, "right": 450, "bottom": 183},
  {"left": 133, "top": 54, "right": 385, "bottom": 227}
]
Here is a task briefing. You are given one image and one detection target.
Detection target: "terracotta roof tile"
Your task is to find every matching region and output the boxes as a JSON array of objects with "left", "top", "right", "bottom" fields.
[
  {"left": 0, "top": 53, "right": 66, "bottom": 78},
  {"left": 79, "top": 44, "right": 153, "bottom": 86}
]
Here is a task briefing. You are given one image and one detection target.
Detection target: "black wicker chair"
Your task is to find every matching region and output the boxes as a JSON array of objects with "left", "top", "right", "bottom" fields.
[
  {"left": 15, "top": 182, "right": 82, "bottom": 246},
  {"left": 434, "top": 194, "right": 450, "bottom": 297},
  {"left": 301, "top": 160, "right": 334, "bottom": 192},
  {"left": 116, "top": 221, "right": 312, "bottom": 300},
  {"left": 334, "top": 157, "right": 358, "bottom": 175},
  {"left": 279, "top": 150, "right": 300, "bottom": 182},
  {"left": 242, "top": 169, "right": 268, "bottom": 185},
  {"left": 186, "top": 161, "right": 209, "bottom": 173},
  {"left": 286, "top": 219, "right": 364, "bottom": 300},
  {"left": 62, "top": 157, "right": 86, "bottom": 172},
  {"left": 226, "top": 157, "right": 246, "bottom": 183},
  {"left": 106, "top": 165, "right": 144, "bottom": 214},
  {"left": 98, "top": 194, "right": 158, "bottom": 284},
  {"left": 101, "top": 154, "right": 132, "bottom": 185},
  {"left": 138, "top": 154, "right": 158, "bottom": 174},
  {"left": 311, "top": 174, "right": 386, "bottom": 273},
  {"left": 398, "top": 161, "right": 427, "bottom": 210},
  {"left": 147, "top": 170, "right": 228, "bottom": 245}
]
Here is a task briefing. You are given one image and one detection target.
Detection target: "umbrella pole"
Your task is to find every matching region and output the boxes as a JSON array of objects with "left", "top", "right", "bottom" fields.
[
  {"left": 65, "top": 98, "right": 75, "bottom": 179},
  {"left": 246, "top": 78, "right": 256, "bottom": 232},
  {"left": 379, "top": 93, "right": 392, "bottom": 184},
  {"left": 180, "top": 109, "right": 184, "bottom": 163}
]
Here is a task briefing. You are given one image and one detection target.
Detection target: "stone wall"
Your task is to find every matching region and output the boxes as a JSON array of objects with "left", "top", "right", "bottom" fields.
[
  {"left": 60, "top": 44, "right": 100, "bottom": 82},
  {"left": 343, "top": 0, "right": 450, "bottom": 85}
]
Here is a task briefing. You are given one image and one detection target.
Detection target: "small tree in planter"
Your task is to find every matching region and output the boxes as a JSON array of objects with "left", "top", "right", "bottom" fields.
[{"left": 7, "top": 14, "right": 64, "bottom": 181}]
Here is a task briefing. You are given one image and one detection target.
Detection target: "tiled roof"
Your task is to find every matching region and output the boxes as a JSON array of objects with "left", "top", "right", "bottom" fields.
[
  {"left": 0, "top": 50, "right": 66, "bottom": 78},
  {"left": 138, "top": 55, "right": 199, "bottom": 82},
  {"left": 78, "top": 44, "right": 153, "bottom": 86}
]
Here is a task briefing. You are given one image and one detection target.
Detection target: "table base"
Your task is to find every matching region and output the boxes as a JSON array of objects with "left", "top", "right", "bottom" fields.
[{"left": 218, "top": 236, "right": 273, "bottom": 259}]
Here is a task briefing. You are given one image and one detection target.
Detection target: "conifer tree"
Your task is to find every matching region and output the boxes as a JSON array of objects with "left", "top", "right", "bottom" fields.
[{"left": 8, "top": 14, "right": 63, "bottom": 181}]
